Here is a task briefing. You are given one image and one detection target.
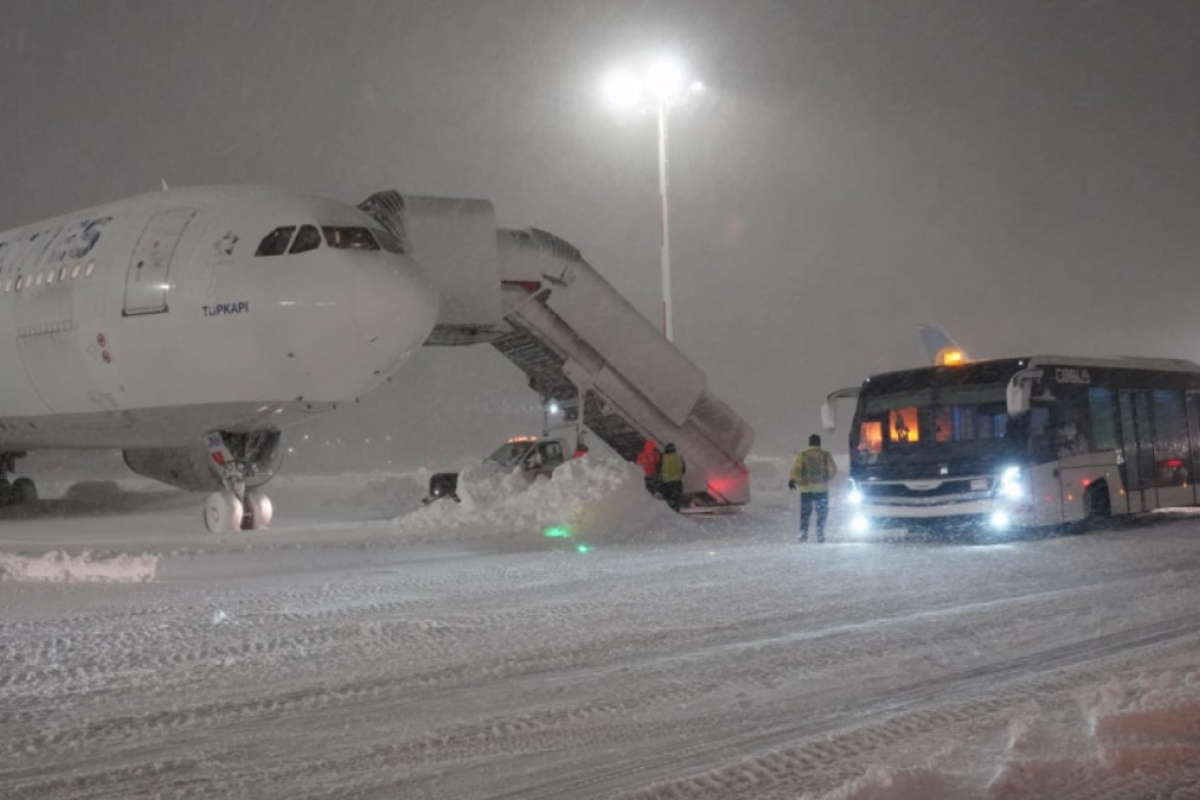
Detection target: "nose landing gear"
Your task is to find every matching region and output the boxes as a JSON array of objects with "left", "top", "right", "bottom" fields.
[{"left": 203, "top": 433, "right": 275, "bottom": 533}]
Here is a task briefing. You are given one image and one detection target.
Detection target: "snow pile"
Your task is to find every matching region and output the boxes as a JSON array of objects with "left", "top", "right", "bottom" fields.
[
  {"left": 397, "top": 456, "right": 684, "bottom": 542},
  {"left": 986, "top": 669, "right": 1200, "bottom": 797},
  {"left": 0, "top": 549, "right": 158, "bottom": 582},
  {"left": 1088, "top": 670, "right": 1200, "bottom": 773},
  {"left": 813, "top": 666, "right": 1200, "bottom": 800}
]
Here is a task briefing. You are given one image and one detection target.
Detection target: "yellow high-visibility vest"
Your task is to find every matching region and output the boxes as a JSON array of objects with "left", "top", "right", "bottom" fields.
[
  {"left": 660, "top": 453, "right": 685, "bottom": 482},
  {"left": 790, "top": 447, "right": 836, "bottom": 492}
]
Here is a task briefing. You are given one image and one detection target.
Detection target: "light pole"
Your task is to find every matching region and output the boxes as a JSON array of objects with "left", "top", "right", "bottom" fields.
[{"left": 603, "top": 58, "right": 704, "bottom": 342}]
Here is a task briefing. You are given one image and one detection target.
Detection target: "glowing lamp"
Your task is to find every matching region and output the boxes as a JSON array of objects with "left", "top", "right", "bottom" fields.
[
  {"left": 937, "top": 348, "right": 966, "bottom": 366},
  {"left": 599, "top": 55, "right": 704, "bottom": 342},
  {"left": 646, "top": 58, "right": 685, "bottom": 101}
]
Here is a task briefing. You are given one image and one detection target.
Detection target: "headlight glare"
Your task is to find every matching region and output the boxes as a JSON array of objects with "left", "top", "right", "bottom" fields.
[{"left": 999, "top": 466, "right": 1026, "bottom": 500}]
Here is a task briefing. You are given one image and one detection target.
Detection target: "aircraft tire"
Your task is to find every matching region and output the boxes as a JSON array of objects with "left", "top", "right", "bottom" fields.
[
  {"left": 205, "top": 491, "right": 244, "bottom": 533},
  {"left": 245, "top": 490, "right": 273, "bottom": 530}
]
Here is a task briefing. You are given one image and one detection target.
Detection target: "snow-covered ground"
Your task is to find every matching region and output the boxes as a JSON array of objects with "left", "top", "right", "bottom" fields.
[{"left": 2, "top": 456, "right": 1199, "bottom": 799}]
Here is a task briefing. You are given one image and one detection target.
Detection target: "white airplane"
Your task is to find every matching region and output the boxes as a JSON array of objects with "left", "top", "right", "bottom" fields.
[{"left": 0, "top": 186, "right": 439, "bottom": 532}]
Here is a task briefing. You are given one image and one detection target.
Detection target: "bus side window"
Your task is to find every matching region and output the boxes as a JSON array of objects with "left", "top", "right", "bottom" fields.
[
  {"left": 1088, "top": 387, "right": 1117, "bottom": 451},
  {"left": 1055, "top": 387, "right": 1091, "bottom": 457},
  {"left": 1187, "top": 391, "right": 1200, "bottom": 485},
  {"left": 1056, "top": 424, "right": 1089, "bottom": 457},
  {"left": 1029, "top": 407, "right": 1054, "bottom": 462},
  {"left": 1152, "top": 390, "right": 1188, "bottom": 487}
]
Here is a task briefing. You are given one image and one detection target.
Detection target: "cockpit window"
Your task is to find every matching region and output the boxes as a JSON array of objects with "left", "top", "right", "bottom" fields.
[
  {"left": 372, "top": 228, "right": 404, "bottom": 254},
  {"left": 322, "top": 227, "right": 380, "bottom": 251},
  {"left": 255, "top": 226, "right": 296, "bottom": 257},
  {"left": 289, "top": 225, "right": 321, "bottom": 255}
]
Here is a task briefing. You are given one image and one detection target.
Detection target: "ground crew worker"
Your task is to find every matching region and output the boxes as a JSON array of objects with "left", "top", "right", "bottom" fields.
[
  {"left": 659, "top": 443, "right": 686, "bottom": 512},
  {"left": 636, "top": 439, "right": 662, "bottom": 496},
  {"left": 789, "top": 433, "right": 837, "bottom": 542}
]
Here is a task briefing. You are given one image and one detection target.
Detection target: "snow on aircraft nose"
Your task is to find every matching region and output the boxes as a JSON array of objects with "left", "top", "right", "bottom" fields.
[{"left": 353, "top": 254, "right": 440, "bottom": 365}]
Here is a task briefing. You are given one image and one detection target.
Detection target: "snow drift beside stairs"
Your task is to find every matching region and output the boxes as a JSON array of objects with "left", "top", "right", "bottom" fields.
[{"left": 396, "top": 456, "right": 686, "bottom": 542}]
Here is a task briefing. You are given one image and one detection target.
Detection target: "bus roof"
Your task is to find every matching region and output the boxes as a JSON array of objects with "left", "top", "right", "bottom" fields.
[
  {"left": 1026, "top": 355, "right": 1200, "bottom": 372},
  {"left": 862, "top": 355, "right": 1200, "bottom": 395}
]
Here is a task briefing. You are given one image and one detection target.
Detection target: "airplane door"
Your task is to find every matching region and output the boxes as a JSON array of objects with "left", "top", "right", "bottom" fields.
[{"left": 123, "top": 209, "right": 195, "bottom": 315}]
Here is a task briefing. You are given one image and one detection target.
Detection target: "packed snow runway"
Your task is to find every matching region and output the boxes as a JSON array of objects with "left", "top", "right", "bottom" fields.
[{"left": 2, "top": 458, "right": 1200, "bottom": 799}]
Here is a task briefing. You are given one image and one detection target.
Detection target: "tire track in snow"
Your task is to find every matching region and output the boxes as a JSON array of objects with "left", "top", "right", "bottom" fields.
[
  {"left": 485, "top": 614, "right": 1200, "bottom": 800},
  {"left": 7, "top": 536, "right": 1200, "bottom": 798},
  {"left": 195, "top": 690, "right": 706, "bottom": 791},
  {"left": 0, "top": 615, "right": 468, "bottom": 707},
  {"left": 0, "top": 617, "right": 724, "bottom": 765}
]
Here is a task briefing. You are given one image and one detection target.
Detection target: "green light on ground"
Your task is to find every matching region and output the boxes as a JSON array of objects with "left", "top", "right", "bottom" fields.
[
  {"left": 575, "top": 543, "right": 594, "bottom": 554},
  {"left": 544, "top": 526, "right": 572, "bottom": 539}
]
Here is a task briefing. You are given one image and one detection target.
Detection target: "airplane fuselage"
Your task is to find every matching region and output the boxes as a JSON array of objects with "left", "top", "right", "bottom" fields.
[{"left": 0, "top": 186, "right": 438, "bottom": 451}]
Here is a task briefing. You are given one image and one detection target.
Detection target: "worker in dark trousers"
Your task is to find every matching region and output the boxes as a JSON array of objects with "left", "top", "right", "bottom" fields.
[
  {"left": 659, "top": 443, "right": 686, "bottom": 512},
  {"left": 788, "top": 434, "right": 837, "bottom": 542}
]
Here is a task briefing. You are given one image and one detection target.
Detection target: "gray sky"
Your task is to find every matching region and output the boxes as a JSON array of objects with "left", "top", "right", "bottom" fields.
[{"left": 3, "top": 1, "right": 1199, "bottom": 465}]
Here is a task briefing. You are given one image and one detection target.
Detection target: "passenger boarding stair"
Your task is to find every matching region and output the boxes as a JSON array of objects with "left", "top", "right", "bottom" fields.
[
  {"left": 359, "top": 192, "right": 754, "bottom": 506},
  {"left": 490, "top": 311, "right": 646, "bottom": 464}
]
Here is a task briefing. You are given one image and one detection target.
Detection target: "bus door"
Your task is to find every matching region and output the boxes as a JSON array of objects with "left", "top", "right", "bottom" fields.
[
  {"left": 1118, "top": 390, "right": 1157, "bottom": 513},
  {"left": 1150, "top": 390, "right": 1193, "bottom": 509},
  {"left": 1186, "top": 391, "right": 1200, "bottom": 507}
]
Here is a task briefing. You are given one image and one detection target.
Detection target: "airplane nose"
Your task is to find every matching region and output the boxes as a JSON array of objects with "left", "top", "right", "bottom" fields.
[{"left": 354, "top": 256, "right": 439, "bottom": 361}]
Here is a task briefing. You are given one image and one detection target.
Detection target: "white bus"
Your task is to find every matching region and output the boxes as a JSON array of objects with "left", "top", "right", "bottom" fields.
[{"left": 823, "top": 355, "right": 1200, "bottom": 536}]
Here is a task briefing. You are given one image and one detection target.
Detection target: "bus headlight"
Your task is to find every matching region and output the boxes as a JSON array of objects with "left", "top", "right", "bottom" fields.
[
  {"left": 999, "top": 466, "right": 1027, "bottom": 500},
  {"left": 990, "top": 510, "right": 1011, "bottom": 529}
]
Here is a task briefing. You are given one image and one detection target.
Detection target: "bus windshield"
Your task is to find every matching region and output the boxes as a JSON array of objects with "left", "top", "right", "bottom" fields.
[{"left": 852, "top": 383, "right": 1017, "bottom": 465}]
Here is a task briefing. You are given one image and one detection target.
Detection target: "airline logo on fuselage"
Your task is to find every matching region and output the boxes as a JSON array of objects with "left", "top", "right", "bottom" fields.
[{"left": 203, "top": 302, "right": 250, "bottom": 317}]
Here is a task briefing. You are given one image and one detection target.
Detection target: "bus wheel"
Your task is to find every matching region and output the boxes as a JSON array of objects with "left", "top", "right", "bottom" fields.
[{"left": 1084, "top": 482, "right": 1112, "bottom": 529}]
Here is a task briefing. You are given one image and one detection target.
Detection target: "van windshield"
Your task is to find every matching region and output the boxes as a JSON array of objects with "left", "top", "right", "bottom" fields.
[{"left": 486, "top": 442, "right": 535, "bottom": 468}]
